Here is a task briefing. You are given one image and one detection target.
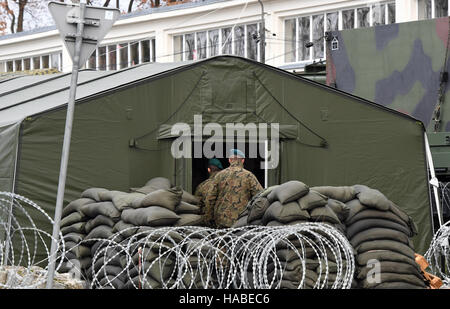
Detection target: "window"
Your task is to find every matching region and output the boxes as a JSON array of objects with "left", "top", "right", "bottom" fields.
[
  {"left": 284, "top": 19, "right": 296, "bottom": 63},
  {"left": 141, "top": 40, "right": 151, "bottom": 63},
  {"left": 15, "top": 59, "right": 22, "bottom": 71},
  {"left": 298, "top": 17, "right": 310, "bottom": 61},
  {"left": 312, "top": 15, "right": 324, "bottom": 59},
  {"left": 174, "top": 24, "right": 261, "bottom": 62},
  {"left": 88, "top": 50, "right": 96, "bottom": 69},
  {"left": 222, "top": 27, "right": 232, "bottom": 55},
  {"left": 247, "top": 24, "right": 258, "bottom": 60},
  {"left": 98, "top": 46, "right": 107, "bottom": 70},
  {"left": 234, "top": 25, "right": 245, "bottom": 57},
  {"left": 284, "top": 2, "right": 395, "bottom": 63},
  {"left": 7, "top": 61, "right": 13, "bottom": 72},
  {"left": 185, "top": 33, "right": 195, "bottom": 60},
  {"left": 342, "top": 9, "right": 355, "bottom": 29},
  {"left": 108, "top": 45, "right": 117, "bottom": 70},
  {"left": 50, "top": 53, "right": 59, "bottom": 70},
  {"left": 33, "top": 57, "right": 40, "bottom": 70},
  {"left": 436, "top": 0, "right": 448, "bottom": 17},
  {"left": 419, "top": 0, "right": 450, "bottom": 19},
  {"left": 119, "top": 43, "right": 128, "bottom": 69},
  {"left": 130, "top": 42, "right": 139, "bottom": 66},
  {"left": 42, "top": 55, "right": 49, "bottom": 69},
  {"left": 357, "top": 7, "right": 370, "bottom": 28},
  {"left": 327, "top": 12, "right": 339, "bottom": 31},
  {"left": 174, "top": 35, "right": 183, "bottom": 62},
  {"left": 197, "top": 31, "right": 207, "bottom": 59},
  {"left": 372, "top": 3, "right": 386, "bottom": 26},
  {"left": 0, "top": 62, "right": 5, "bottom": 73},
  {"left": 208, "top": 29, "right": 219, "bottom": 57}
]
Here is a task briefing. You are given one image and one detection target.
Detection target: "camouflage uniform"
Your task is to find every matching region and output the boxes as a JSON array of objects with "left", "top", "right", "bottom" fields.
[
  {"left": 194, "top": 171, "right": 219, "bottom": 217},
  {"left": 205, "top": 160, "right": 263, "bottom": 228}
]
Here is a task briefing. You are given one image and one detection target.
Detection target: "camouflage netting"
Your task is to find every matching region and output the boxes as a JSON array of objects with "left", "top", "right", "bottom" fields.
[
  {"left": 235, "top": 181, "right": 429, "bottom": 289},
  {"left": 57, "top": 179, "right": 430, "bottom": 289}
]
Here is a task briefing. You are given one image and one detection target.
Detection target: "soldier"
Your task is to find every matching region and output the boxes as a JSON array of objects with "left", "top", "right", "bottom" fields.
[
  {"left": 194, "top": 158, "right": 223, "bottom": 217},
  {"left": 204, "top": 148, "right": 263, "bottom": 228}
]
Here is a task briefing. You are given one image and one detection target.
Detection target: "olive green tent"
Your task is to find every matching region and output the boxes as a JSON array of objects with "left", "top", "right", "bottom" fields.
[{"left": 0, "top": 56, "right": 432, "bottom": 253}]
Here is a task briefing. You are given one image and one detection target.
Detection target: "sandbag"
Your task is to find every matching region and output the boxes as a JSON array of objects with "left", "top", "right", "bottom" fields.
[
  {"left": 346, "top": 218, "right": 413, "bottom": 239},
  {"left": 62, "top": 198, "right": 95, "bottom": 218},
  {"left": 248, "top": 219, "right": 263, "bottom": 226},
  {"left": 145, "top": 177, "right": 172, "bottom": 190},
  {"left": 298, "top": 190, "right": 328, "bottom": 211},
  {"left": 353, "top": 185, "right": 391, "bottom": 211},
  {"left": 350, "top": 228, "right": 411, "bottom": 248},
  {"left": 356, "top": 261, "right": 423, "bottom": 279},
  {"left": 355, "top": 240, "right": 415, "bottom": 258},
  {"left": 345, "top": 208, "right": 407, "bottom": 227},
  {"left": 99, "top": 275, "right": 125, "bottom": 289},
  {"left": 121, "top": 206, "right": 181, "bottom": 227},
  {"left": 259, "top": 185, "right": 278, "bottom": 198},
  {"left": 181, "top": 190, "right": 200, "bottom": 205},
  {"left": 112, "top": 192, "right": 146, "bottom": 211},
  {"left": 357, "top": 250, "right": 417, "bottom": 267},
  {"left": 81, "top": 188, "right": 109, "bottom": 202},
  {"left": 61, "top": 212, "right": 86, "bottom": 228},
  {"left": 360, "top": 273, "right": 427, "bottom": 289},
  {"left": 268, "top": 181, "right": 309, "bottom": 204},
  {"left": 125, "top": 275, "right": 161, "bottom": 289},
  {"left": 310, "top": 186, "right": 356, "bottom": 203},
  {"left": 326, "top": 199, "right": 350, "bottom": 222},
  {"left": 128, "top": 260, "right": 175, "bottom": 284},
  {"left": 63, "top": 232, "right": 84, "bottom": 244},
  {"left": 262, "top": 201, "right": 310, "bottom": 224},
  {"left": 85, "top": 225, "right": 114, "bottom": 241},
  {"left": 174, "top": 214, "right": 204, "bottom": 226},
  {"left": 345, "top": 199, "right": 368, "bottom": 222},
  {"left": 247, "top": 196, "right": 271, "bottom": 222},
  {"left": 266, "top": 220, "right": 284, "bottom": 227},
  {"left": 61, "top": 222, "right": 86, "bottom": 235},
  {"left": 372, "top": 282, "right": 426, "bottom": 289},
  {"left": 98, "top": 190, "right": 127, "bottom": 202},
  {"left": 175, "top": 201, "right": 202, "bottom": 215},
  {"left": 85, "top": 215, "right": 116, "bottom": 234},
  {"left": 280, "top": 278, "right": 315, "bottom": 289},
  {"left": 309, "top": 205, "right": 341, "bottom": 225},
  {"left": 390, "top": 203, "right": 418, "bottom": 235},
  {"left": 139, "top": 188, "right": 182, "bottom": 211},
  {"left": 81, "top": 201, "right": 121, "bottom": 219},
  {"left": 232, "top": 215, "right": 248, "bottom": 228},
  {"left": 112, "top": 220, "right": 139, "bottom": 238}
]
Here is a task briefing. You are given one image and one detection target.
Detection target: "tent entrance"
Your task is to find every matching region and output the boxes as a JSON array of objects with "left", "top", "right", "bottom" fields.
[{"left": 192, "top": 141, "right": 266, "bottom": 195}]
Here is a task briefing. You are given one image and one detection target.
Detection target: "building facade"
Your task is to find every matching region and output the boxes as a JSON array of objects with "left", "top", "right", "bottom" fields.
[{"left": 0, "top": 0, "right": 446, "bottom": 73}]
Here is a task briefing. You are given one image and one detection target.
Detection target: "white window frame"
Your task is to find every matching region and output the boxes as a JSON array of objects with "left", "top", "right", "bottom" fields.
[
  {"left": 175, "top": 22, "right": 261, "bottom": 62},
  {"left": 419, "top": 0, "right": 450, "bottom": 18},
  {"left": 283, "top": 1, "right": 395, "bottom": 65}
]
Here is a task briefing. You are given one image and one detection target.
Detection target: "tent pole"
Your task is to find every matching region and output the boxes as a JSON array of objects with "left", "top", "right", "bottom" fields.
[
  {"left": 424, "top": 133, "right": 443, "bottom": 228},
  {"left": 46, "top": 3, "right": 86, "bottom": 289},
  {"left": 2, "top": 132, "right": 20, "bottom": 267},
  {"left": 264, "top": 139, "right": 268, "bottom": 188}
]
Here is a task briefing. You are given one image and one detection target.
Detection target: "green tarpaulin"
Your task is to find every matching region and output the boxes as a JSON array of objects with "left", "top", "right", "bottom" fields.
[{"left": 0, "top": 56, "right": 432, "bottom": 254}]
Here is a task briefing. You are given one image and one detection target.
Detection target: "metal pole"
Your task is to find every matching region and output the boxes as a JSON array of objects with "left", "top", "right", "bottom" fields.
[
  {"left": 264, "top": 139, "right": 268, "bottom": 188},
  {"left": 424, "top": 133, "right": 443, "bottom": 228},
  {"left": 46, "top": 3, "right": 86, "bottom": 289},
  {"left": 258, "top": 0, "right": 265, "bottom": 63}
]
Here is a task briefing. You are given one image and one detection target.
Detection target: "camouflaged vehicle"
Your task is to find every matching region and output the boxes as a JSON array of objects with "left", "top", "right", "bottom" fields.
[{"left": 327, "top": 17, "right": 450, "bottom": 182}]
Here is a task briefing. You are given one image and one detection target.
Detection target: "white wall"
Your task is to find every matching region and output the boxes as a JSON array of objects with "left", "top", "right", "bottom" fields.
[{"left": 0, "top": 0, "right": 420, "bottom": 72}]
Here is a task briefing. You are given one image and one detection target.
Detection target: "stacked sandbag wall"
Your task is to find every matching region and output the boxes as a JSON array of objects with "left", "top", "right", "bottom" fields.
[
  {"left": 58, "top": 177, "right": 205, "bottom": 288},
  {"left": 233, "top": 181, "right": 355, "bottom": 288},
  {"left": 234, "top": 180, "right": 428, "bottom": 289}
]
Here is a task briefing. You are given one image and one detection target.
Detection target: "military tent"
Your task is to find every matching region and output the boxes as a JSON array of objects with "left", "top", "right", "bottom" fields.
[{"left": 0, "top": 55, "right": 433, "bottom": 253}]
